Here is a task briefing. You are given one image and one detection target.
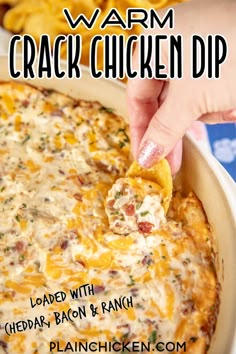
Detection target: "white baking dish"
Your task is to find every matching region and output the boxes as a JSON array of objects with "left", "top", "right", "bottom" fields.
[{"left": 0, "top": 55, "right": 235, "bottom": 354}]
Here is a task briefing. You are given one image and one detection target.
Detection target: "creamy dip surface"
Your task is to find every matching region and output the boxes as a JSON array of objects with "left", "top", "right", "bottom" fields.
[
  {"left": 0, "top": 82, "right": 220, "bottom": 354},
  {"left": 105, "top": 177, "right": 166, "bottom": 235}
]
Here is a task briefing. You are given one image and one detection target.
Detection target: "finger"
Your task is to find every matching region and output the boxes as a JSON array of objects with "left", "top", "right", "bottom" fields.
[
  {"left": 126, "top": 43, "right": 165, "bottom": 157},
  {"left": 199, "top": 109, "right": 236, "bottom": 124},
  {"left": 127, "top": 78, "right": 164, "bottom": 158},
  {"left": 166, "top": 140, "right": 183, "bottom": 176},
  {"left": 158, "top": 81, "right": 169, "bottom": 107},
  {"left": 137, "top": 91, "right": 194, "bottom": 168},
  {"left": 127, "top": 79, "right": 163, "bottom": 157},
  {"left": 187, "top": 121, "right": 208, "bottom": 141}
]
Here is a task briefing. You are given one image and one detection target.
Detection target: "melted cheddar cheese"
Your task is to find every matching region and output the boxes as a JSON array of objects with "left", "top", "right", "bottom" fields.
[{"left": 0, "top": 82, "right": 220, "bottom": 354}]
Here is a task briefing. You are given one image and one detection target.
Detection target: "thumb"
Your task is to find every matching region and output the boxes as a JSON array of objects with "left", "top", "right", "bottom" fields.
[{"left": 137, "top": 92, "right": 194, "bottom": 168}]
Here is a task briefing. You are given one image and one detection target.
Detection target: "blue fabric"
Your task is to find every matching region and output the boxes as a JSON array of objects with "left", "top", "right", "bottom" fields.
[{"left": 206, "top": 123, "right": 236, "bottom": 181}]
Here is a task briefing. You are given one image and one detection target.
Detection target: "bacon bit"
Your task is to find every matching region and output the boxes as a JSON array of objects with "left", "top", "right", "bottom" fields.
[
  {"left": 200, "top": 324, "right": 210, "bottom": 338},
  {"left": 144, "top": 319, "right": 156, "bottom": 326},
  {"left": 9, "top": 261, "right": 14, "bottom": 266},
  {"left": 94, "top": 285, "right": 105, "bottom": 294},
  {"left": 125, "top": 204, "right": 135, "bottom": 216},
  {"left": 15, "top": 241, "right": 24, "bottom": 252},
  {"left": 114, "top": 221, "right": 121, "bottom": 229},
  {"left": 98, "top": 316, "right": 105, "bottom": 320},
  {"left": 73, "top": 193, "right": 83, "bottom": 202},
  {"left": 138, "top": 222, "right": 153, "bottom": 234},
  {"left": 182, "top": 300, "right": 195, "bottom": 315},
  {"left": 67, "top": 174, "right": 91, "bottom": 186},
  {"left": 94, "top": 161, "right": 110, "bottom": 173},
  {"left": 76, "top": 260, "right": 85, "bottom": 267},
  {"left": 77, "top": 175, "right": 85, "bottom": 185},
  {"left": 51, "top": 109, "right": 63, "bottom": 117},
  {"left": 117, "top": 323, "right": 130, "bottom": 330},
  {"left": 94, "top": 161, "right": 119, "bottom": 175},
  {"left": 0, "top": 340, "right": 8, "bottom": 354},
  {"left": 22, "top": 100, "right": 29, "bottom": 108},
  {"left": 107, "top": 199, "right": 115, "bottom": 208},
  {"left": 0, "top": 4, "right": 8, "bottom": 23},
  {"left": 86, "top": 159, "right": 119, "bottom": 175},
  {"left": 141, "top": 255, "right": 153, "bottom": 266},
  {"left": 109, "top": 270, "right": 118, "bottom": 276},
  {"left": 61, "top": 240, "right": 69, "bottom": 250},
  {"left": 58, "top": 170, "right": 65, "bottom": 175},
  {"left": 130, "top": 288, "right": 139, "bottom": 297}
]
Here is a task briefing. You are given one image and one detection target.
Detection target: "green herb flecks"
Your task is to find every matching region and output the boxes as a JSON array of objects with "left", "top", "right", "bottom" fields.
[
  {"left": 128, "top": 275, "right": 135, "bottom": 287},
  {"left": 140, "top": 211, "right": 149, "bottom": 217},
  {"left": 22, "top": 134, "right": 31, "bottom": 145},
  {"left": 115, "top": 191, "right": 122, "bottom": 199},
  {"left": 119, "top": 141, "right": 126, "bottom": 148},
  {"left": 99, "top": 106, "right": 114, "bottom": 113},
  {"left": 149, "top": 330, "right": 157, "bottom": 344},
  {"left": 15, "top": 214, "right": 21, "bottom": 222},
  {"left": 111, "top": 211, "right": 119, "bottom": 215},
  {"left": 121, "top": 332, "right": 129, "bottom": 341},
  {"left": 136, "top": 202, "right": 143, "bottom": 210},
  {"left": 19, "top": 254, "right": 25, "bottom": 262},
  {"left": 117, "top": 128, "right": 130, "bottom": 148}
]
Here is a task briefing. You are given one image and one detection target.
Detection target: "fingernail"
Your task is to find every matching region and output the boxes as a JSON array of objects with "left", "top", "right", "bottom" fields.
[
  {"left": 137, "top": 140, "right": 164, "bottom": 168},
  {"left": 223, "top": 109, "right": 236, "bottom": 121}
]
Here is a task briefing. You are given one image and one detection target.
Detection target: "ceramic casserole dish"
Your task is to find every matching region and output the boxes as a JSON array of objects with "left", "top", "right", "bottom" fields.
[{"left": 0, "top": 55, "right": 235, "bottom": 354}]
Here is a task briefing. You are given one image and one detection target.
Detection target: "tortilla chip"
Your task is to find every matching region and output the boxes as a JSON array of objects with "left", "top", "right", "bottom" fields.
[{"left": 126, "top": 159, "right": 173, "bottom": 212}]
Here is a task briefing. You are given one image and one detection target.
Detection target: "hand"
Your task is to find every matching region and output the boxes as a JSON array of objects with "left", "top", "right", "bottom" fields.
[{"left": 127, "top": 0, "right": 236, "bottom": 174}]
